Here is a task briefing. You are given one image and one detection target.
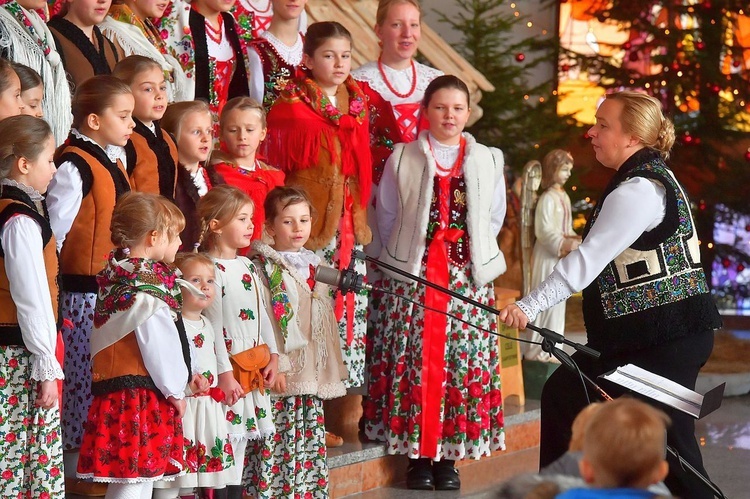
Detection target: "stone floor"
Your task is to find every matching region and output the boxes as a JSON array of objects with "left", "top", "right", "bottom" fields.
[{"left": 347, "top": 393, "right": 750, "bottom": 498}]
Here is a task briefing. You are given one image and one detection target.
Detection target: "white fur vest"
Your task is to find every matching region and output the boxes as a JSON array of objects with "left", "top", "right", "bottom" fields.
[{"left": 379, "top": 131, "right": 506, "bottom": 287}]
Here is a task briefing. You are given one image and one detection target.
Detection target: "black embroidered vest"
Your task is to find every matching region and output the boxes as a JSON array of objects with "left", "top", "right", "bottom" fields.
[{"left": 581, "top": 149, "right": 721, "bottom": 356}]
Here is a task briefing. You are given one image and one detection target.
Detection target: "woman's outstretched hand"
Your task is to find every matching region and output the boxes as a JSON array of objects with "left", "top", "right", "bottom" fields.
[{"left": 498, "top": 303, "right": 530, "bottom": 330}]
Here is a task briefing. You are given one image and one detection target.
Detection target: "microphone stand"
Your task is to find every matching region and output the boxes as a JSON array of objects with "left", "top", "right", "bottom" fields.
[
  {"left": 353, "top": 250, "right": 726, "bottom": 499},
  {"left": 353, "top": 249, "right": 599, "bottom": 359}
]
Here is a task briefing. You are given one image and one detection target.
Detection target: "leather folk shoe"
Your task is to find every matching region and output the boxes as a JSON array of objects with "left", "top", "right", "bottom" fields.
[
  {"left": 406, "top": 458, "right": 434, "bottom": 490},
  {"left": 433, "top": 460, "right": 461, "bottom": 490}
]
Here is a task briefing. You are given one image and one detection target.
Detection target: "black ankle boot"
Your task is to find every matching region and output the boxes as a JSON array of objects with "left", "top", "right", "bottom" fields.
[
  {"left": 406, "top": 457, "right": 434, "bottom": 490},
  {"left": 433, "top": 459, "right": 460, "bottom": 490}
]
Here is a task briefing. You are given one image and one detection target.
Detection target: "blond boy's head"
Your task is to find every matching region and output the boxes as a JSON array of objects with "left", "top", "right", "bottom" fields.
[{"left": 580, "top": 398, "right": 670, "bottom": 489}]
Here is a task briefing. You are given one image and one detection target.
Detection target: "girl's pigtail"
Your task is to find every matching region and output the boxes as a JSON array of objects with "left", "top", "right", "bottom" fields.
[{"left": 196, "top": 218, "right": 209, "bottom": 252}]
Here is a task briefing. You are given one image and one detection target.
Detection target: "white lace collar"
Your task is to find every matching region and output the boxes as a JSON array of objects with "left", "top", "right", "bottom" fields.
[
  {"left": 279, "top": 247, "right": 321, "bottom": 279},
  {"left": 71, "top": 129, "right": 127, "bottom": 165},
  {"left": 428, "top": 133, "right": 461, "bottom": 173},
  {"left": 263, "top": 30, "right": 303, "bottom": 66},
  {"left": 1, "top": 178, "right": 43, "bottom": 201}
]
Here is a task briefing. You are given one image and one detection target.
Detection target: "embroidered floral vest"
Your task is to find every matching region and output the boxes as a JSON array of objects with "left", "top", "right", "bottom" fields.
[
  {"left": 424, "top": 176, "right": 470, "bottom": 268},
  {"left": 581, "top": 150, "right": 721, "bottom": 356},
  {"left": 252, "top": 37, "right": 304, "bottom": 111}
]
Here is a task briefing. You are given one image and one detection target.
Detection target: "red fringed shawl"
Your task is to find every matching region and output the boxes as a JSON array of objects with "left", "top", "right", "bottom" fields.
[{"left": 264, "top": 76, "right": 372, "bottom": 206}]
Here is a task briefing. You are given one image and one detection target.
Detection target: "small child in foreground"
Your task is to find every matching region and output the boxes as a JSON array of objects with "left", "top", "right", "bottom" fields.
[{"left": 555, "top": 398, "right": 671, "bottom": 499}]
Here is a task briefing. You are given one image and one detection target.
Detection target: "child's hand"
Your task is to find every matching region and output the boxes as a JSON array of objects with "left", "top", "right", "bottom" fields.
[
  {"left": 168, "top": 396, "right": 186, "bottom": 418},
  {"left": 35, "top": 380, "right": 58, "bottom": 409},
  {"left": 218, "top": 371, "right": 244, "bottom": 406},
  {"left": 189, "top": 373, "right": 210, "bottom": 395},
  {"left": 271, "top": 373, "right": 287, "bottom": 394},
  {"left": 262, "top": 353, "right": 279, "bottom": 388}
]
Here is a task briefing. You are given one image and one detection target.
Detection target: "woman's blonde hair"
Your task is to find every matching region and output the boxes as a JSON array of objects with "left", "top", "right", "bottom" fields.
[
  {"left": 606, "top": 91, "right": 675, "bottom": 159},
  {"left": 376, "top": 0, "right": 422, "bottom": 26},
  {"left": 541, "top": 149, "right": 573, "bottom": 190},
  {"left": 110, "top": 192, "right": 186, "bottom": 249},
  {"left": 195, "top": 184, "right": 253, "bottom": 251},
  {"left": 0, "top": 115, "right": 53, "bottom": 180}
]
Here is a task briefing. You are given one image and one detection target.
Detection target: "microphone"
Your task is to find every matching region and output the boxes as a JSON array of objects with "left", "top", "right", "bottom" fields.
[{"left": 314, "top": 265, "right": 372, "bottom": 294}]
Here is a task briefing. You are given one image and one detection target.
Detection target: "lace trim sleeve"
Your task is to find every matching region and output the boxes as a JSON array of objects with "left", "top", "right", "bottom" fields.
[
  {"left": 31, "top": 354, "right": 64, "bottom": 382},
  {"left": 517, "top": 269, "right": 575, "bottom": 322}
]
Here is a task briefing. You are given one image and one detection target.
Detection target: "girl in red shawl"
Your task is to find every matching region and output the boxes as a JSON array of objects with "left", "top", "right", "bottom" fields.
[
  {"left": 264, "top": 21, "right": 372, "bottom": 389},
  {"left": 212, "top": 96, "right": 285, "bottom": 243}
]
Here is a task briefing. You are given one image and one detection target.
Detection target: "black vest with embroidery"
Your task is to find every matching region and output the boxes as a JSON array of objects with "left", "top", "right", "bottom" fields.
[
  {"left": 581, "top": 149, "right": 721, "bottom": 357},
  {"left": 423, "top": 175, "right": 470, "bottom": 268},
  {"left": 251, "top": 37, "right": 304, "bottom": 111}
]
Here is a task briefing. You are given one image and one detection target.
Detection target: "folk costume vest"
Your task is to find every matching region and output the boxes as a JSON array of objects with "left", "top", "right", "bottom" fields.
[
  {"left": 91, "top": 252, "right": 188, "bottom": 395},
  {"left": 124, "top": 119, "right": 179, "bottom": 200},
  {"left": 379, "top": 131, "right": 506, "bottom": 287},
  {"left": 48, "top": 17, "right": 121, "bottom": 89},
  {"left": 0, "top": 186, "right": 60, "bottom": 346},
  {"left": 174, "top": 164, "right": 224, "bottom": 251},
  {"left": 251, "top": 35, "right": 305, "bottom": 111},
  {"left": 265, "top": 76, "right": 372, "bottom": 250},
  {"left": 56, "top": 133, "right": 131, "bottom": 293},
  {"left": 581, "top": 149, "right": 721, "bottom": 356}
]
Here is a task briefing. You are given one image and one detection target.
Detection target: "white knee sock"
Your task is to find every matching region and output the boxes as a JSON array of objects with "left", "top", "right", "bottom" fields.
[
  {"left": 153, "top": 488, "right": 180, "bottom": 499},
  {"left": 105, "top": 483, "right": 145, "bottom": 499}
]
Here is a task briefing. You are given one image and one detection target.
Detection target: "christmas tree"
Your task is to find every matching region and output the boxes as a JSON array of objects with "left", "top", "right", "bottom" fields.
[
  {"left": 557, "top": 0, "right": 750, "bottom": 310},
  {"left": 434, "top": 0, "right": 579, "bottom": 171}
]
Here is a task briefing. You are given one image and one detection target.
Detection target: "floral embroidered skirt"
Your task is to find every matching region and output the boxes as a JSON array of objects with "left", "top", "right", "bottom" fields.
[
  {"left": 60, "top": 291, "right": 96, "bottom": 450},
  {"left": 244, "top": 395, "right": 329, "bottom": 498},
  {"left": 363, "top": 264, "right": 506, "bottom": 460},
  {"left": 0, "top": 346, "right": 65, "bottom": 498},
  {"left": 154, "top": 395, "right": 234, "bottom": 490},
  {"left": 316, "top": 238, "right": 368, "bottom": 388},
  {"left": 77, "top": 387, "right": 185, "bottom": 483}
]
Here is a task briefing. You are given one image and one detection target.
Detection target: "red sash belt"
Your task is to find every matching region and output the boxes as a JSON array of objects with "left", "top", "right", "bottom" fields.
[{"left": 334, "top": 183, "right": 356, "bottom": 345}]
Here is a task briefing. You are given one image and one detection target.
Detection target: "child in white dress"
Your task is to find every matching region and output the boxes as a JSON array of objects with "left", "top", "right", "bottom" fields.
[
  {"left": 154, "top": 252, "right": 236, "bottom": 498},
  {"left": 197, "top": 184, "right": 278, "bottom": 499}
]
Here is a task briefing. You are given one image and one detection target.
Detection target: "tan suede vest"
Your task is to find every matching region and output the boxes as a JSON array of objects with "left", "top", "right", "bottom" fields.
[
  {"left": 58, "top": 146, "right": 129, "bottom": 279},
  {"left": 128, "top": 128, "right": 179, "bottom": 199},
  {"left": 91, "top": 332, "right": 149, "bottom": 383},
  {"left": 0, "top": 199, "right": 60, "bottom": 333}
]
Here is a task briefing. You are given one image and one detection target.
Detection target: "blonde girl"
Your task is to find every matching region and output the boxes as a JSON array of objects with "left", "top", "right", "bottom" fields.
[
  {"left": 45, "top": 75, "right": 134, "bottom": 495},
  {"left": 153, "top": 252, "right": 236, "bottom": 498},
  {"left": 247, "top": 186, "right": 348, "bottom": 498},
  {"left": 76, "top": 192, "right": 190, "bottom": 498},
  {"left": 212, "top": 97, "right": 284, "bottom": 242},
  {"left": 352, "top": 0, "right": 443, "bottom": 183},
  {"left": 0, "top": 58, "right": 25, "bottom": 119},
  {"left": 0, "top": 115, "right": 63, "bottom": 498},
  {"left": 197, "top": 184, "right": 279, "bottom": 499},
  {"left": 161, "top": 100, "right": 225, "bottom": 251},
  {"left": 113, "top": 55, "right": 180, "bottom": 200},
  {"left": 265, "top": 21, "right": 372, "bottom": 389}
]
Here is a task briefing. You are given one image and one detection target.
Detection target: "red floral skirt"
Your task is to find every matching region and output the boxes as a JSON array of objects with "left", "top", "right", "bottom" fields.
[{"left": 77, "top": 387, "right": 185, "bottom": 483}]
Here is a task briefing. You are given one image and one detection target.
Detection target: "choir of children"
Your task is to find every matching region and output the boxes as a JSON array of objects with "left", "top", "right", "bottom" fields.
[{"left": 0, "top": 2, "right": 513, "bottom": 497}]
